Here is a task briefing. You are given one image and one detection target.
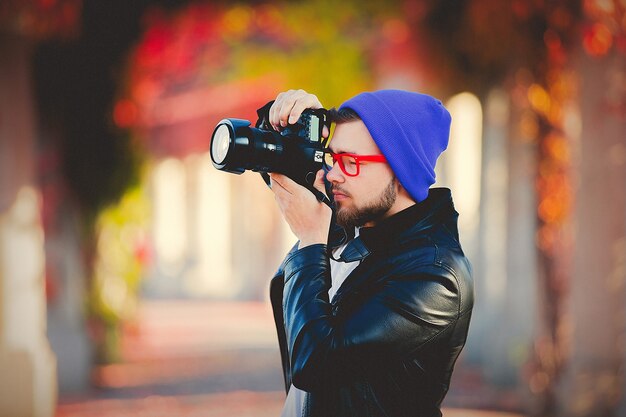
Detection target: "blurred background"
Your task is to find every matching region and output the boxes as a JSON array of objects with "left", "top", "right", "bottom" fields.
[{"left": 0, "top": 0, "right": 624, "bottom": 416}]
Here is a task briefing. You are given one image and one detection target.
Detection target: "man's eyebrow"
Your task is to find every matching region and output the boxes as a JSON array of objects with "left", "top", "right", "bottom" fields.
[{"left": 328, "top": 146, "right": 356, "bottom": 154}]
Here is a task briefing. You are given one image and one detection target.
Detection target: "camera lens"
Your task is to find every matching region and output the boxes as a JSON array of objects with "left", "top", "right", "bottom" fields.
[{"left": 211, "top": 124, "right": 231, "bottom": 164}]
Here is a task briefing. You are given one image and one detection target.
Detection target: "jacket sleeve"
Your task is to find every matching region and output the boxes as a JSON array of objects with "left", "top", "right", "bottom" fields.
[{"left": 282, "top": 243, "right": 461, "bottom": 392}]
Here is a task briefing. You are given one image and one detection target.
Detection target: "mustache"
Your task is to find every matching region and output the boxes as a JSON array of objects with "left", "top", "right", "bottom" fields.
[{"left": 331, "top": 186, "right": 351, "bottom": 197}]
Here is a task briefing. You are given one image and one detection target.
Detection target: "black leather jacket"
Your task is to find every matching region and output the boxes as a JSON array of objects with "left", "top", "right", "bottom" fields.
[{"left": 269, "top": 188, "right": 474, "bottom": 417}]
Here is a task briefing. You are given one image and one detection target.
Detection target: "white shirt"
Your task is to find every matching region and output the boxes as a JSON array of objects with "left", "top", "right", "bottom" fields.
[{"left": 281, "top": 230, "right": 361, "bottom": 417}]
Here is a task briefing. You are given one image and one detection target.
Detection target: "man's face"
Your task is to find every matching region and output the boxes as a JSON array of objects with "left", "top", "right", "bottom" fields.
[{"left": 326, "top": 120, "right": 399, "bottom": 228}]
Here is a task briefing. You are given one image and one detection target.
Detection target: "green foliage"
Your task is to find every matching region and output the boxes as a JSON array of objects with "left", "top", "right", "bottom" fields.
[
  {"left": 187, "top": 0, "right": 402, "bottom": 106},
  {"left": 88, "top": 183, "right": 151, "bottom": 362}
]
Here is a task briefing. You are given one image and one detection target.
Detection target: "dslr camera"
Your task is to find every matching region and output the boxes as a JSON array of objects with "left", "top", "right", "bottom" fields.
[{"left": 209, "top": 101, "right": 330, "bottom": 198}]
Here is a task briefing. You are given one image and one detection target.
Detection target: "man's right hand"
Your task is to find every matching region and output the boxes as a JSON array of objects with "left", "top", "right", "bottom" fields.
[{"left": 269, "top": 89, "right": 330, "bottom": 138}]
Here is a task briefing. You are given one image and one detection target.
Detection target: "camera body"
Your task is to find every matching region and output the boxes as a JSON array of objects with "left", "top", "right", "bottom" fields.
[{"left": 209, "top": 103, "right": 328, "bottom": 192}]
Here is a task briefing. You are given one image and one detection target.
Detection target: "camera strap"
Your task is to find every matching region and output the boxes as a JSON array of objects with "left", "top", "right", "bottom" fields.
[
  {"left": 311, "top": 187, "right": 332, "bottom": 208},
  {"left": 255, "top": 100, "right": 275, "bottom": 130}
]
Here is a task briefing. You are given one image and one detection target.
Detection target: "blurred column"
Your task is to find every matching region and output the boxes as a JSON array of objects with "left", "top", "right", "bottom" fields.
[
  {"left": 0, "top": 36, "right": 57, "bottom": 417},
  {"left": 443, "top": 92, "right": 483, "bottom": 262},
  {"left": 464, "top": 87, "right": 538, "bottom": 406},
  {"left": 476, "top": 89, "right": 538, "bottom": 388},
  {"left": 475, "top": 88, "right": 510, "bottom": 375},
  {"left": 184, "top": 153, "right": 234, "bottom": 298},
  {"left": 503, "top": 88, "right": 541, "bottom": 405},
  {"left": 557, "top": 47, "right": 626, "bottom": 416}
]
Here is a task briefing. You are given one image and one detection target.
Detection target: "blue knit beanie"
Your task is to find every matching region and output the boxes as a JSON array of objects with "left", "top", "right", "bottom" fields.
[{"left": 339, "top": 90, "right": 451, "bottom": 203}]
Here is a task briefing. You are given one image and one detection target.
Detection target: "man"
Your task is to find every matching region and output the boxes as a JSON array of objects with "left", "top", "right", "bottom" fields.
[{"left": 267, "top": 89, "right": 474, "bottom": 417}]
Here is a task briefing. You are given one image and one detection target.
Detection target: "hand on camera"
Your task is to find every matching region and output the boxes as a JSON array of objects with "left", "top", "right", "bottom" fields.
[
  {"left": 269, "top": 89, "right": 330, "bottom": 138},
  {"left": 269, "top": 169, "right": 332, "bottom": 249}
]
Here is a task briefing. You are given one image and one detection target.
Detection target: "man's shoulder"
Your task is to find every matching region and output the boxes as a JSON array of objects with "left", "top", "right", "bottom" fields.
[
  {"left": 382, "top": 233, "right": 472, "bottom": 293},
  {"left": 372, "top": 241, "right": 473, "bottom": 316},
  {"left": 383, "top": 238, "right": 464, "bottom": 277}
]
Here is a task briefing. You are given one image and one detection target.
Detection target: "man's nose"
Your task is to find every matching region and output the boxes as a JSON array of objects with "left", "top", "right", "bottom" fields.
[{"left": 325, "top": 162, "right": 344, "bottom": 183}]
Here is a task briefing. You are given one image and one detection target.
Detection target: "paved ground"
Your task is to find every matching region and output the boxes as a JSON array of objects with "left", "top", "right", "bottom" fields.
[{"left": 55, "top": 301, "right": 524, "bottom": 417}]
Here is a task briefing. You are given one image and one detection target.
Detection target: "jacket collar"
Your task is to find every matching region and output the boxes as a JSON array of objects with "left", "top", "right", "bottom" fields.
[{"left": 333, "top": 187, "right": 456, "bottom": 263}]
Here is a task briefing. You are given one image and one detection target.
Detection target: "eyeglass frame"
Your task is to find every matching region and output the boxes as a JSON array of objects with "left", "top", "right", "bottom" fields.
[{"left": 323, "top": 150, "right": 387, "bottom": 177}]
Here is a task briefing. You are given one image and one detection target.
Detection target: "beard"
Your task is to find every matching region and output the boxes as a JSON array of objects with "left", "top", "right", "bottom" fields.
[{"left": 335, "top": 177, "right": 397, "bottom": 228}]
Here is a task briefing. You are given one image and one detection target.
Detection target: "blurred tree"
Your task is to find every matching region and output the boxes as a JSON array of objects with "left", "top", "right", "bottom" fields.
[
  {"left": 31, "top": 0, "right": 192, "bottom": 363},
  {"left": 32, "top": 0, "right": 177, "bottom": 220},
  {"left": 120, "top": 0, "right": 403, "bottom": 133}
]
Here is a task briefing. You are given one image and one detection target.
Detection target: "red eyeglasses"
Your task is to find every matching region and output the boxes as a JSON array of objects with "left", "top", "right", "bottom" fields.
[{"left": 323, "top": 151, "right": 387, "bottom": 177}]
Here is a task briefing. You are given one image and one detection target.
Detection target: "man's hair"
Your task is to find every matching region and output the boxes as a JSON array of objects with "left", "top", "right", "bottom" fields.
[{"left": 328, "top": 107, "right": 360, "bottom": 124}]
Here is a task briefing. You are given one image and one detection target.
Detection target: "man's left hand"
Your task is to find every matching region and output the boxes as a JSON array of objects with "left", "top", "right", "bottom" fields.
[{"left": 269, "top": 170, "right": 332, "bottom": 249}]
